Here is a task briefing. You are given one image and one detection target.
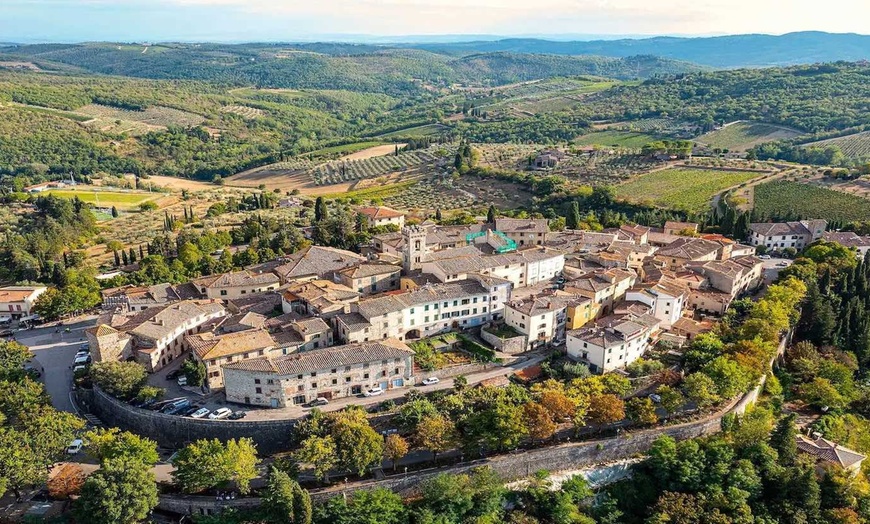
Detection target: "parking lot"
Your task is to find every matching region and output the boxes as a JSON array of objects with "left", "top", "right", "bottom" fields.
[{"left": 16, "top": 318, "right": 97, "bottom": 414}]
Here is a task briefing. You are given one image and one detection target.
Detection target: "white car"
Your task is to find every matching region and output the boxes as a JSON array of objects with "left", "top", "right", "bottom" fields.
[
  {"left": 364, "top": 387, "right": 384, "bottom": 397},
  {"left": 209, "top": 407, "right": 232, "bottom": 420},
  {"left": 73, "top": 355, "right": 91, "bottom": 366},
  {"left": 73, "top": 365, "right": 87, "bottom": 374},
  {"left": 189, "top": 407, "right": 211, "bottom": 418},
  {"left": 67, "top": 439, "right": 84, "bottom": 455},
  {"left": 421, "top": 377, "right": 440, "bottom": 386},
  {"left": 177, "top": 375, "right": 188, "bottom": 387},
  {"left": 759, "top": 255, "right": 771, "bottom": 260}
]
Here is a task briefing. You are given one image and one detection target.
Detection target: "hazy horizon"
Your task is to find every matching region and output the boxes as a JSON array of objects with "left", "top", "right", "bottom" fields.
[{"left": 2, "top": 0, "right": 869, "bottom": 44}]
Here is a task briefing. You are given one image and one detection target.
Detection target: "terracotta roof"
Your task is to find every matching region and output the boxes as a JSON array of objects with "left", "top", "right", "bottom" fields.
[
  {"left": 274, "top": 246, "right": 365, "bottom": 281},
  {"left": 357, "top": 206, "right": 404, "bottom": 220},
  {"left": 188, "top": 329, "right": 276, "bottom": 360},
  {"left": 656, "top": 238, "right": 722, "bottom": 260},
  {"left": 495, "top": 218, "right": 549, "bottom": 234},
  {"left": 337, "top": 263, "right": 401, "bottom": 279},
  {"left": 120, "top": 300, "right": 226, "bottom": 341},
  {"left": 0, "top": 286, "right": 45, "bottom": 302},
  {"left": 193, "top": 270, "right": 279, "bottom": 290}
]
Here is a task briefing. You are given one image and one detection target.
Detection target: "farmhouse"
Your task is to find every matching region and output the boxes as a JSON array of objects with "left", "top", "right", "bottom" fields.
[
  {"left": 281, "top": 279, "right": 360, "bottom": 318},
  {"left": 222, "top": 339, "right": 415, "bottom": 407},
  {"left": 494, "top": 218, "right": 550, "bottom": 246},
  {"left": 188, "top": 329, "right": 279, "bottom": 390},
  {"left": 625, "top": 279, "right": 689, "bottom": 329},
  {"left": 357, "top": 206, "right": 405, "bottom": 229},
  {"left": 504, "top": 294, "right": 575, "bottom": 350},
  {"left": 0, "top": 286, "right": 47, "bottom": 321},
  {"left": 663, "top": 221, "right": 700, "bottom": 236},
  {"left": 421, "top": 247, "right": 565, "bottom": 289},
  {"left": 654, "top": 238, "right": 724, "bottom": 269},
  {"left": 747, "top": 220, "right": 827, "bottom": 250}
]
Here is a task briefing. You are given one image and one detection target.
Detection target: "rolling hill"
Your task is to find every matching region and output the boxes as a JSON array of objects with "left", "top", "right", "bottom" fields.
[{"left": 408, "top": 31, "right": 870, "bottom": 68}]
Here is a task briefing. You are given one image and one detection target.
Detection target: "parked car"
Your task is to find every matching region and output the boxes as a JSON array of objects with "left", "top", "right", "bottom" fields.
[
  {"left": 177, "top": 375, "right": 188, "bottom": 387},
  {"left": 189, "top": 407, "right": 211, "bottom": 419},
  {"left": 72, "top": 365, "right": 87, "bottom": 374},
  {"left": 151, "top": 397, "right": 185, "bottom": 411},
  {"left": 209, "top": 407, "right": 232, "bottom": 420},
  {"left": 74, "top": 350, "right": 89, "bottom": 360},
  {"left": 421, "top": 377, "right": 440, "bottom": 386},
  {"left": 648, "top": 394, "right": 662, "bottom": 403},
  {"left": 759, "top": 255, "right": 771, "bottom": 260},
  {"left": 79, "top": 343, "right": 90, "bottom": 351},
  {"left": 161, "top": 399, "right": 191, "bottom": 415},
  {"left": 23, "top": 365, "right": 41, "bottom": 378},
  {"left": 166, "top": 369, "right": 182, "bottom": 380},
  {"left": 66, "top": 439, "right": 83, "bottom": 455},
  {"left": 227, "top": 411, "right": 247, "bottom": 420},
  {"left": 364, "top": 387, "right": 384, "bottom": 397},
  {"left": 0, "top": 329, "right": 15, "bottom": 338},
  {"left": 73, "top": 354, "right": 91, "bottom": 366},
  {"left": 308, "top": 397, "right": 329, "bottom": 407},
  {"left": 777, "top": 261, "right": 789, "bottom": 267}
]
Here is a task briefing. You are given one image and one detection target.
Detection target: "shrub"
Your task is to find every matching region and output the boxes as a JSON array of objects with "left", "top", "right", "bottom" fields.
[{"left": 90, "top": 361, "right": 148, "bottom": 399}]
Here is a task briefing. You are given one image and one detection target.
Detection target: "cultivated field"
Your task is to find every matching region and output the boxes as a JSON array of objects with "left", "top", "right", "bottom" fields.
[
  {"left": 616, "top": 167, "right": 761, "bottom": 212},
  {"left": 384, "top": 175, "right": 533, "bottom": 212},
  {"left": 43, "top": 188, "right": 162, "bottom": 209},
  {"left": 753, "top": 180, "right": 870, "bottom": 222},
  {"left": 573, "top": 130, "right": 659, "bottom": 149},
  {"left": 377, "top": 124, "right": 450, "bottom": 139},
  {"left": 338, "top": 143, "right": 404, "bottom": 161},
  {"left": 696, "top": 121, "right": 803, "bottom": 151},
  {"left": 803, "top": 131, "right": 870, "bottom": 159},
  {"left": 220, "top": 105, "right": 265, "bottom": 119},
  {"left": 76, "top": 104, "right": 206, "bottom": 135},
  {"left": 144, "top": 176, "right": 217, "bottom": 192}
]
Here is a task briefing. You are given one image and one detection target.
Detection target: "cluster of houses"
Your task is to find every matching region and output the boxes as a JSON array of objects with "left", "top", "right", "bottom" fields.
[{"left": 82, "top": 206, "right": 852, "bottom": 410}]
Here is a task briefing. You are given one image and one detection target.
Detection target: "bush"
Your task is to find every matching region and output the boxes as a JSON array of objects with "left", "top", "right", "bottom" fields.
[
  {"left": 138, "top": 201, "right": 158, "bottom": 212},
  {"left": 626, "top": 358, "right": 666, "bottom": 377}
]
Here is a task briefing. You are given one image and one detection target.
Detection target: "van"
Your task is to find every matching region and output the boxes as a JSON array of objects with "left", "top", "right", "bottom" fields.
[{"left": 66, "top": 439, "right": 84, "bottom": 455}]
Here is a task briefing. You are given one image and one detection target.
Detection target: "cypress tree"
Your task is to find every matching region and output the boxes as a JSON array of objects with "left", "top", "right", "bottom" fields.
[
  {"left": 487, "top": 205, "right": 497, "bottom": 224},
  {"left": 113, "top": 250, "right": 121, "bottom": 267},
  {"left": 770, "top": 413, "right": 798, "bottom": 466},
  {"left": 566, "top": 201, "right": 581, "bottom": 230},
  {"left": 121, "top": 250, "right": 129, "bottom": 265}
]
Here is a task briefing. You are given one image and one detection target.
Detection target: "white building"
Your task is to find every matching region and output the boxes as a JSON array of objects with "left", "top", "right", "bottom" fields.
[
  {"left": 566, "top": 315, "right": 660, "bottom": 373},
  {"left": 421, "top": 247, "right": 565, "bottom": 289},
  {"left": 504, "top": 295, "right": 573, "bottom": 350},
  {"left": 748, "top": 220, "right": 827, "bottom": 250},
  {"left": 336, "top": 277, "right": 511, "bottom": 344},
  {"left": 357, "top": 206, "right": 405, "bottom": 229},
  {"left": 0, "top": 286, "right": 47, "bottom": 321},
  {"left": 625, "top": 279, "right": 688, "bottom": 329},
  {"left": 192, "top": 270, "right": 280, "bottom": 300}
]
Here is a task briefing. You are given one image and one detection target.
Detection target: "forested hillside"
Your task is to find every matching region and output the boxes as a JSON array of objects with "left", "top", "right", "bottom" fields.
[
  {"left": 411, "top": 31, "right": 870, "bottom": 67},
  {"left": 0, "top": 42, "right": 701, "bottom": 94}
]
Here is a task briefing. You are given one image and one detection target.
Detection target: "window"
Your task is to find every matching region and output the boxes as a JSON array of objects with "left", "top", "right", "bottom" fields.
[
  {"left": 255, "top": 387, "right": 262, "bottom": 394},
  {"left": 425, "top": 304, "right": 430, "bottom": 311},
  {"left": 311, "top": 372, "right": 317, "bottom": 377},
  {"left": 461, "top": 299, "right": 470, "bottom": 305},
  {"left": 443, "top": 302, "right": 448, "bottom": 308},
  {"left": 254, "top": 379, "right": 261, "bottom": 384},
  {"left": 394, "top": 368, "right": 400, "bottom": 375},
  {"left": 297, "top": 374, "right": 303, "bottom": 380},
  {"left": 267, "top": 379, "right": 275, "bottom": 385},
  {"left": 383, "top": 322, "right": 388, "bottom": 328},
  {"left": 331, "top": 368, "right": 337, "bottom": 374},
  {"left": 311, "top": 383, "right": 317, "bottom": 389},
  {"left": 363, "top": 373, "right": 369, "bottom": 379},
  {"left": 220, "top": 290, "right": 228, "bottom": 296},
  {"left": 425, "top": 316, "right": 429, "bottom": 323},
  {"left": 410, "top": 308, "right": 415, "bottom": 314},
  {"left": 473, "top": 297, "right": 478, "bottom": 303},
  {"left": 332, "top": 378, "right": 337, "bottom": 385},
  {"left": 345, "top": 376, "right": 351, "bottom": 383},
  {"left": 345, "top": 366, "right": 351, "bottom": 372}
]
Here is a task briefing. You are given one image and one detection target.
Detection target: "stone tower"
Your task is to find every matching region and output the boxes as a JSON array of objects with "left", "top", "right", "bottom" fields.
[{"left": 402, "top": 226, "right": 427, "bottom": 273}]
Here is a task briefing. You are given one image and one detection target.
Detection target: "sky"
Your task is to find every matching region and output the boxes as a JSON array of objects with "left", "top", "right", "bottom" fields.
[{"left": 2, "top": 0, "right": 869, "bottom": 43}]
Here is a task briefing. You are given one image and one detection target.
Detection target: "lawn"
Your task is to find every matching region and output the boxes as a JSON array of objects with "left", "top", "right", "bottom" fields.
[
  {"left": 753, "top": 181, "right": 870, "bottom": 222},
  {"left": 573, "top": 130, "right": 660, "bottom": 149},
  {"left": 43, "top": 189, "right": 160, "bottom": 209},
  {"left": 616, "top": 168, "right": 760, "bottom": 212},
  {"left": 695, "top": 122, "right": 803, "bottom": 151}
]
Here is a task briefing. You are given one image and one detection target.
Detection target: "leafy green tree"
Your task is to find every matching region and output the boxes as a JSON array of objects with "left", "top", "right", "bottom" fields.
[
  {"left": 171, "top": 438, "right": 259, "bottom": 494},
  {"left": 84, "top": 427, "right": 159, "bottom": 466},
  {"left": 89, "top": 361, "right": 147, "bottom": 399},
  {"left": 626, "top": 397, "right": 658, "bottom": 426},
  {"left": 295, "top": 435, "right": 338, "bottom": 482},
  {"left": 524, "top": 401, "right": 556, "bottom": 441},
  {"left": 770, "top": 414, "right": 799, "bottom": 466},
  {"left": 314, "top": 488, "right": 406, "bottom": 524},
  {"left": 682, "top": 372, "right": 719, "bottom": 409},
  {"left": 657, "top": 385, "right": 685, "bottom": 416},
  {"left": 181, "top": 356, "right": 207, "bottom": 387},
  {"left": 261, "top": 467, "right": 312, "bottom": 524},
  {"left": 332, "top": 417, "right": 384, "bottom": 476},
  {"left": 75, "top": 457, "right": 158, "bottom": 524},
  {"left": 0, "top": 341, "right": 32, "bottom": 381},
  {"left": 702, "top": 357, "right": 752, "bottom": 399}
]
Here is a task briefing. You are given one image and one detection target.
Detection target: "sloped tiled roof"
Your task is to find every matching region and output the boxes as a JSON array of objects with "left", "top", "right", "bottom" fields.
[
  {"left": 797, "top": 435, "right": 866, "bottom": 469},
  {"left": 223, "top": 339, "right": 413, "bottom": 376},
  {"left": 274, "top": 246, "right": 365, "bottom": 281},
  {"left": 188, "top": 329, "right": 276, "bottom": 360},
  {"left": 357, "top": 206, "right": 404, "bottom": 219}
]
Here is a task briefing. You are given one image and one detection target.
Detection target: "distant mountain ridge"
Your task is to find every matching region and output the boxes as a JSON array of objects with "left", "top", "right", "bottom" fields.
[{"left": 407, "top": 31, "right": 870, "bottom": 67}]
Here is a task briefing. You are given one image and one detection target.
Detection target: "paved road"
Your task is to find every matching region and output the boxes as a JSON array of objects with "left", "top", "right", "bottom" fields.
[{"left": 17, "top": 318, "right": 96, "bottom": 414}]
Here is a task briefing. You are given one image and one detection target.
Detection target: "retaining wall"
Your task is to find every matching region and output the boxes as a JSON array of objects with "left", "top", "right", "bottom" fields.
[
  {"left": 480, "top": 327, "right": 528, "bottom": 355},
  {"left": 77, "top": 388, "right": 297, "bottom": 455}
]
